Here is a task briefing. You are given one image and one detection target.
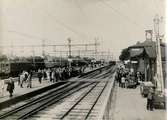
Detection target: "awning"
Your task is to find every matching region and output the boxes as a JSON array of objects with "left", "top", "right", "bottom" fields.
[{"left": 130, "top": 48, "right": 144, "bottom": 58}]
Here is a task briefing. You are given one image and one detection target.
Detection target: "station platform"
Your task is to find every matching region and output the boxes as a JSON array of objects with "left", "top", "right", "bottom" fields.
[
  {"left": 0, "top": 78, "right": 53, "bottom": 103},
  {"left": 110, "top": 83, "right": 166, "bottom": 120}
]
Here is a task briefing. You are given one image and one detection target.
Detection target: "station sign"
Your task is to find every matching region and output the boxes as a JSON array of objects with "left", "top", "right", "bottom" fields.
[
  {"left": 131, "top": 61, "right": 138, "bottom": 63},
  {"left": 131, "top": 48, "right": 143, "bottom": 51}
]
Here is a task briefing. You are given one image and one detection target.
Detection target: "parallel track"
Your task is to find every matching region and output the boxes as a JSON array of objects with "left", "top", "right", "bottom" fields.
[
  {"left": 0, "top": 82, "right": 97, "bottom": 120},
  {"left": 59, "top": 82, "right": 108, "bottom": 120},
  {"left": 0, "top": 65, "right": 115, "bottom": 120}
]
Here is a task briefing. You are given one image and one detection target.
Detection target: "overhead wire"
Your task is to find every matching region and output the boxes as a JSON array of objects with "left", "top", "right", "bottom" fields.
[
  {"left": 8, "top": 30, "right": 44, "bottom": 41},
  {"left": 7, "top": 1, "right": 89, "bottom": 43},
  {"left": 43, "top": 10, "right": 88, "bottom": 39},
  {"left": 99, "top": 0, "right": 145, "bottom": 30}
]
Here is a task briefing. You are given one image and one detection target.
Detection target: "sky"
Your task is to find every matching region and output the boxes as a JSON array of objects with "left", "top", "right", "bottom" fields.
[{"left": 0, "top": 0, "right": 165, "bottom": 59}]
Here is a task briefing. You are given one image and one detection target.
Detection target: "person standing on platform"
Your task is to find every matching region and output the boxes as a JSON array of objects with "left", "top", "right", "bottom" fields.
[
  {"left": 46, "top": 69, "right": 50, "bottom": 81},
  {"left": 51, "top": 69, "right": 55, "bottom": 82},
  {"left": 20, "top": 72, "right": 25, "bottom": 88},
  {"left": 43, "top": 69, "right": 47, "bottom": 80},
  {"left": 121, "top": 76, "right": 125, "bottom": 88},
  {"left": 49, "top": 69, "right": 52, "bottom": 82},
  {"left": 0, "top": 80, "right": 5, "bottom": 97},
  {"left": 24, "top": 71, "right": 29, "bottom": 82},
  {"left": 27, "top": 71, "right": 32, "bottom": 88},
  {"left": 125, "top": 73, "right": 130, "bottom": 88},
  {"left": 55, "top": 68, "right": 59, "bottom": 82},
  {"left": 38, "top": 69, "right": 43, "bottom": 84},
  {"left": 18, "top": 72, "right": 21, "bottom": 86},
  {"left": 58, "top": 67, "right": 62, "bottom": 81},
  {"left": 6, "top": 77, "right": 15, "bottom": 97},
  {"left": 147, "top": 87, "right": 155, "bottom": 111}
]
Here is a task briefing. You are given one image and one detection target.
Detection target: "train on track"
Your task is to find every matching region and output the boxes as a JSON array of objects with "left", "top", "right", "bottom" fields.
[
  {"left": 109, "top": 60, "right": 116, "bottom": 66},
  {"left": 0, "top": 56, "right": 92, "bottom": 78},
  {"left": 0, "top": 61, "right": 44, "bottom": 78}
]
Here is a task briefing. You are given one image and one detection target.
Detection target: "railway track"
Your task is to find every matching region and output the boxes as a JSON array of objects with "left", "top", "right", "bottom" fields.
[
  {"left": 0, "top": 82, "right": 97, "bottom": 120},
  {"left": 59, "top": 82, "right": 108, "bottom": 120},
  {"left": 74, "top": 65, "right": 116, "bottom": 82},
  {"left": 27, "top": 82, "right": 109, "bottom": 120},
  {"left": 94, "top": 65, "right": 116, "bottom": 79},
  {"left": 0, "top": 65, "right": 116, "bottom": 120},
  {"left": 80, "top": 66, "right": 110, "bottom": 79}
]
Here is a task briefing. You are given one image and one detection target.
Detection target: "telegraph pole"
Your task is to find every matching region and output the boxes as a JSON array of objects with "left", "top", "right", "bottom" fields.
[
  {"left": 10, "top": 39, "right": 14, "bottom": 58},
  {"left": 153, "top": 14, "right": 164, "bottom": 93},
  {"left": 32, "top": 46, "right": 35, "bottom": 68},
  {"left": 42, "top": 39, "right": 45, "bottom": 57},
  {"left": 94, "top": 37, "right": 98, "bottom": 59},
  {"left": 67, "top": 38, "right": 72, "bottom": 58},
  {"left": 67, "top": 38, "right": 72, "bottom": 68},
  {"left": 84, "top": 44, "right": 88, "bottom": 57}
]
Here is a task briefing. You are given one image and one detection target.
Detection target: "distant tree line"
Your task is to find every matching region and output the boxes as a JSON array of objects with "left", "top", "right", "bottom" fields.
[
  {"left": 0, "top": 55, "right": 8, "bottom": 61},
  {"left": 119, "top": 48, "right": 129, "bottom": 61}
]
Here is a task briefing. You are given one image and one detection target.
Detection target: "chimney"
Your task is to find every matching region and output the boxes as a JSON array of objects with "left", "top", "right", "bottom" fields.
[{"left": 145, "top": 30, "right": 153, "bottom": 41}]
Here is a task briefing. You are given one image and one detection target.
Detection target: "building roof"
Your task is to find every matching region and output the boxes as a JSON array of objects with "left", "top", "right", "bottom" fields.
[
  {"left": 129, "top": 40, "right": 156, "bottom": 48},
  {"left": 144, "top": 46, "right": 156, "bottom": 58},
  {"left": 129, "top": 48, "right": 144, "bottom": 58},
  {"left": 128, "top": 40, "right": 166, "bottom": 60}
]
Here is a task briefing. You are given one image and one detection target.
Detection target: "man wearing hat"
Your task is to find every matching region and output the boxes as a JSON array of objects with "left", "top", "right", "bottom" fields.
[{"left": 6, "top": 77, "right": 15, "bottom": 97}]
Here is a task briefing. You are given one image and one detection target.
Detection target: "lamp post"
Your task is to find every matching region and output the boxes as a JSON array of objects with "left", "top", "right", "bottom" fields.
[{"left": 153, "top": 15, "right": 164, "bottom": 93}]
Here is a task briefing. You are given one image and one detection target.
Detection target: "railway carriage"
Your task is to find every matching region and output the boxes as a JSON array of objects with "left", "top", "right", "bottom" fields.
[
  {"left": 0, "top": 61, "right": 32, "bottom": 78},
  {"left": 109, "top": 60, "right": 116, "bottom": 66},
  {"left": 0, "top": 57, "right": 88, "bottom": 78},
  {"left": 0, "top": 57, "right": 45, "bottom": 78},
  {"left": 0, "top": 61, "right": 10, "bottom": 77}
]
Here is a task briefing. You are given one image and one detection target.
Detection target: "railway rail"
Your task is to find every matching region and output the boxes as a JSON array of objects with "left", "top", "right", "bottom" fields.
[
  {"left": 59, "top": 82, "right": 108, "bottom": 120},
  {"left": 0, "top": 65, "right": 116, "bottom": 120},
  {"left": 80, "top": 66, "right": 110, "bottom": 79},
  {"left": 0, "top": 82, "right": 97, "bottom": 120}
]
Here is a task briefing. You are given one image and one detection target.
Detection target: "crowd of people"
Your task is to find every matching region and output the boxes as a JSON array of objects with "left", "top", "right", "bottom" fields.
[
  {"left": 0, "top": 63, "right": 103, "bottom": 98},
  {"left": 115, "top": 64, "right": 157, "bottom": 111},
  {"left": 37, "top": 67, "right": 73, "bottom": 84},
  {"left": 4, "top": 66, "right": 87, "bottom": 97},
  {"left": 17, "top": 66, "right": 87, "bottom": 88},
  {"left": 115, "top": 66, "right": 143, "bottom": 89}
]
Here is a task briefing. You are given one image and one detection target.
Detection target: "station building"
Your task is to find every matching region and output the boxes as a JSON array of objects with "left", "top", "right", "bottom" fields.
[{"left": 124, "top": 38, "right": 166, "bottom": 87}]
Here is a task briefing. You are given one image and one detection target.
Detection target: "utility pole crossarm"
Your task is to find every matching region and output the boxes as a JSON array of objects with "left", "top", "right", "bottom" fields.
[{"left": 0, "top": 43, "right": 100, "bottom": 48}]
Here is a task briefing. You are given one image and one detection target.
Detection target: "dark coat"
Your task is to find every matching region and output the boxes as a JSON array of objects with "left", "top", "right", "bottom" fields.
[
  {"left": 38, "top": 72, "right": 43, "bottom": 78},
  {"left": 7, "top": 81, "right": 15, "bottom": 93}
]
